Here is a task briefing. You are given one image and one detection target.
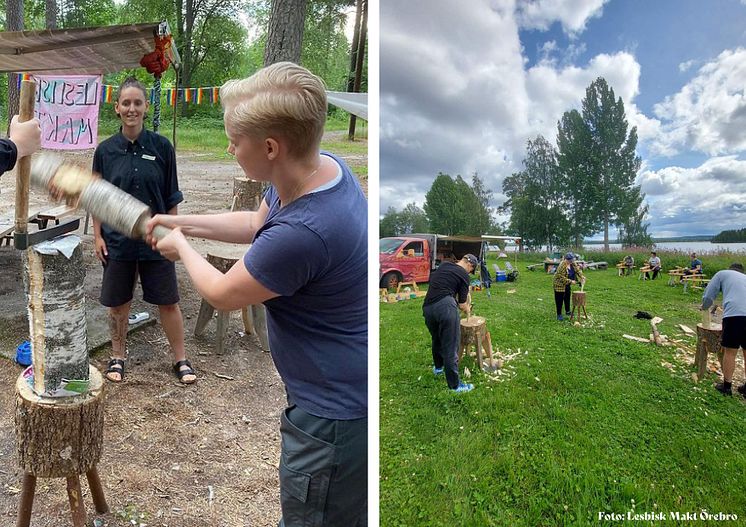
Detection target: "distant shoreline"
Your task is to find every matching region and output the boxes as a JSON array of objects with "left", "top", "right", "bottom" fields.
[{"left": 584, "top": 236, "right": 715, "bottom": 244}]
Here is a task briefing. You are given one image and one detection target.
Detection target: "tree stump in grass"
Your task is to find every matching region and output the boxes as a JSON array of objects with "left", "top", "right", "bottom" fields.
[
  {"left": 459, "top": 316, "right": 486, "bottom": 370},
  {"left": 194, "top": 251, "right": 270, "bottom": 353},
  {"left": 695, "top": 323, "right": 723, "bottom": 381},
  {"left": 232, "top": 177, "right": 263, "bottom": 211}
]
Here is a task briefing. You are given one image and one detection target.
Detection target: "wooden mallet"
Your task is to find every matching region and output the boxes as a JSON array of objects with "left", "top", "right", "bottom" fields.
[{"left": 29, "top": 153, "right": 171, "bottom": 242}]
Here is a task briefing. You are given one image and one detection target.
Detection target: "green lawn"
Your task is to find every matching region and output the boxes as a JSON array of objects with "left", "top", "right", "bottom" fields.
[{"left": 380, "top": 252, "right": 746, "bottom": 526}]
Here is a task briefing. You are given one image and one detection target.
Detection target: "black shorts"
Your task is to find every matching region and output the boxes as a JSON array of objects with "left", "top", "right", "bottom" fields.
[
  {"left": 721, "top": 316, "right": 746, "bottom": 350},
  {"left": 100, "top": 259, "right": 179, "bottom": 307}
]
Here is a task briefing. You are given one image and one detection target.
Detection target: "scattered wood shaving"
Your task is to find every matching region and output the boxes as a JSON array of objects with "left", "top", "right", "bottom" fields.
[
  {"left": 623, "top": 334, "right": 651, "bottom": 343},
  {"left": 214, "top": 372, "right": 235, "bottom": 381}
]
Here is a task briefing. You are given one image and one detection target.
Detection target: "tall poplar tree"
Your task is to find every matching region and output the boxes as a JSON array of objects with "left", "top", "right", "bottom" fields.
[
  {"left": 556, "top": 109, "right": 599, "bottom": 247},
  {"left": 579, "top": 77, "right": 642, "bottom": 251}
]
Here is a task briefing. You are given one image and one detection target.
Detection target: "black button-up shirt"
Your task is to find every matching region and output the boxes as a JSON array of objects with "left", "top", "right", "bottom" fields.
[
  {"left": 0, "top": 138, "right": 18, "bottom": 175},
  {"left": 92, "top": 128, "right": 183, "bottom": 261}
]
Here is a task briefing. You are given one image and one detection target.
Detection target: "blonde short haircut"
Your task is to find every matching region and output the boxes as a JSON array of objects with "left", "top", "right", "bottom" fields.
[{"left": 220, "top": 62, "right": 327, "bottom": 158}]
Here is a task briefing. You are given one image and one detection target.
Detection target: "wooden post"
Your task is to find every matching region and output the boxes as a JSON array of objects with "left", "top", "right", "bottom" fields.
[
  {"left": 22, "top": 236, "right": 88, "bottom": 396},
  {"left": 14, "top": 79, "right": 36, "bottom": 238},
  {"left": 695, "top": 322, "right": 723, "bottom": 381},
  {"left": 232, "top": 177, "right": 263, "bottom": 211}
]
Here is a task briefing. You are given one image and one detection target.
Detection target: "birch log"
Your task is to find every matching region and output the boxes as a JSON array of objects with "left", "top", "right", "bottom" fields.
[{"left": 23, "top": 235, "right": 88, "bottom": 396}]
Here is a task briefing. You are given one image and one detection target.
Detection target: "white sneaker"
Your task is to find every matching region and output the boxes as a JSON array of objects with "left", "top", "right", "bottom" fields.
[{"left": 128, "top": 312, "right": 149, "bottom": 325}]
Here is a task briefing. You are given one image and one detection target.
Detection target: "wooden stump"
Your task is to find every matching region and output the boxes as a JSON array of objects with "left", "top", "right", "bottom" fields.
[
  {"left": 459, "top": 316, "right": 487, "bottom": 370},
  {"left": 16, "top": 365, "right": 108, "bottom": 526},
  {"left": 193, "top": 250, "right": 269, "bottom": 353},
  {"left": 571, "top": 291, "right": 588, "bottom": 320},
  {"left": 15, "top": 365, "right": 104, "bottom": 478},
  {"left": 232, "top": 177, "right": 263, "bottom": 211},
  {"left": 695, "top": 323, "right": 723, "bottom": 381}
]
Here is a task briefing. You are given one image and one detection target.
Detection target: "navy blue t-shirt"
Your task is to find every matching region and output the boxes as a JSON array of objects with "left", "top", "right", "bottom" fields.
[{"left": 243, "top": 152, "right": 367, "bottom": 420}]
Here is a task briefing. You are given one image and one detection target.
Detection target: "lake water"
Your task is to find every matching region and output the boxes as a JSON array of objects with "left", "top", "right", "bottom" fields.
[
  {"left": 491, "top": 241, "right": 746, "bottom": 255},
  {"left": 584, "top": 241, "right": 746, "bottom": 254}
]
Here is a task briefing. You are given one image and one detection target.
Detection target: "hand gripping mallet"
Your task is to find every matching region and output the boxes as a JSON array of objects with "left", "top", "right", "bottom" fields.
[{"left": 30, "top": 153, "right": 172, "bottom": 242}]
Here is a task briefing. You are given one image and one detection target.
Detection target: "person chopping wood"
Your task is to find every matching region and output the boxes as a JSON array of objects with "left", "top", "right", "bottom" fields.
[
  {"left": 422, "top": 253, "right": 478, "bottom": 393},
  {"left": 553, "top": 252, "right": 585, "bottom": 321},
  {"left": 701, "top": 263, "right": 746, "bottom": 397},
  {"left": 146, "top": 62, "right": 367, "bottom": 526}
]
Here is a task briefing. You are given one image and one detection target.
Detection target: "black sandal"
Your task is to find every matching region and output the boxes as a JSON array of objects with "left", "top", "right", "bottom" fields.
[
  {"left": 105, "top": 358, "right": 125, "bottom": 383},
  {"left": 173, "top": 359, "right": 196, "bottom": 385}
]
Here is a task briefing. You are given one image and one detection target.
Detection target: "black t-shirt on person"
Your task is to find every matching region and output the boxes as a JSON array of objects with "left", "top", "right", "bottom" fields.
[{"left": 423, "top": 261, "right": 470, "bottom": 307}]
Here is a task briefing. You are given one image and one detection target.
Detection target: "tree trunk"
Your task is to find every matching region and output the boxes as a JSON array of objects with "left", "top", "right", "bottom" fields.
[
  {"left": 264, "top": 0, "right": 307, "bottom": 66},
  {"left": 603, "top": 211, "right": 609, "bottom": 252},
  {"left": 346, "top": 0, "right": 363, "bottom": 93},
  {"left": 232, "top": 177, "right": 263, "bottom": 211},
  {"left": 15, "top": 366, "right": 104, "bottom": 478},
  {"left": 347, "top": 0, "right": 367, "bottom": 140},
  {"left": 45, "top": 0, "right": 57, "bottom": 28},
  {"left": 6, "top": 0, "right": 24, "bottom": 131}
]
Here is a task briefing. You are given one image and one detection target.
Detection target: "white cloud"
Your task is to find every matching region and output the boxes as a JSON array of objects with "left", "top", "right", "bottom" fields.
[
  {"left": 651, "top": 48, "right": 746, "bottom": 156},
  {"left": 678, "top": 59, "right": 695, "bottom": 72},
  {"left": 639, "top": 156, "right": 746, "bottom": 234},
  {"left": 516, "top": 0, "right": 608, "bottom": 35}
]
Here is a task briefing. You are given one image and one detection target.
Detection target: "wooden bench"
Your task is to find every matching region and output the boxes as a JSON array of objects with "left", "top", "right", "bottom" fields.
[
  {"left": 682, "top": 274, "right": 709, "bottom": 293},
  {"left": 638, "top": 265, "right": 652, "bottom": 280},
  {"left": 616, "top": 263, "right": 635, "bottom": 276},
  {"left": 35, "top": 204, "right": 78, "bottom": 229}
]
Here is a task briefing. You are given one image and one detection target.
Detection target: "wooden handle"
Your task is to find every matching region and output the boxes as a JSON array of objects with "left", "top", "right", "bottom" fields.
[
  {"left": 14, "top": 79, "right": 36, "bottom": 236},
  {"left": 151, "top": 224, "right": 172, "bottom": 240}
]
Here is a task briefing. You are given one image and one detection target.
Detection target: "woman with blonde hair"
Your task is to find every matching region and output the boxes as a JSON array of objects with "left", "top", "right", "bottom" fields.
[{"left": 147, "top": 62, "right": 367, "bottom": 525}]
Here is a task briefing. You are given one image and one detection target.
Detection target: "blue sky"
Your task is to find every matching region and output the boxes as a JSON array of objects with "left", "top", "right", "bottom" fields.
[{"left": 380, "top": 0, "right": 746, "bottom": 238}]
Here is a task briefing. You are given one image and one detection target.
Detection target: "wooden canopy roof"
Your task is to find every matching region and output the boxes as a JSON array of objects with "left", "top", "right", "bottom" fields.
[{"left": 0, "top": 22, "right": 179, "bottom": 74}]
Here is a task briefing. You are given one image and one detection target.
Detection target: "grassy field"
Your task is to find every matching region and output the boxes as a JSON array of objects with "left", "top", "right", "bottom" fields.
[{"left": 380, "top": 251, "right": 746, "bottom": 526}]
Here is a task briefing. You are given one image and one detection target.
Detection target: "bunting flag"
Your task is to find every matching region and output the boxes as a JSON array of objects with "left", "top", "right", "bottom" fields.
[
  {"left": 89, "top": 83, "right": 224, "bottom": 105},
  {"left": 16, "top": 73, "right": 32, "bottom": 89}
]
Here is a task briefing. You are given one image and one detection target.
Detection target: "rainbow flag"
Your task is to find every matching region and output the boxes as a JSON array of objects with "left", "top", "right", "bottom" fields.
[
  {"left": 104, "top": 85, "right": 113, "bottom": 103},
  {"left": 197, "top": 88, "right": 204, "bottom": 104},
  {"left": 170, "top": 89, "right": 176, "bottom": 106},
  {"left": 212, "top": 87, "right": 219, "bottom": 104},
  {"left": 184, "top": 88, "right": 191, "bottom": 103}
]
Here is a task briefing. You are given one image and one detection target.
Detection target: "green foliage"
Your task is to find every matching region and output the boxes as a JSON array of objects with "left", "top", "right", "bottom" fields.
[
  {"left": 556, "top": 109, "right": 600, "bottom": 246},
  {"left": 380, "top": 203, "right": 429, "bottom": 237},
  {"left": 245, "top": 0, "right": 361, "bottom": 92},
  {"left": 502, "top": 136, "right": 567, "bottom": 250},
  {"left": 381, "top": 251, "right": 746, "bottom": 526},
  {"left": 579, "top": 77, "right": 643, "bottom": 247},
  {"left": 618, "top": 198, "right": 654, "bottom": 248},
  {"left": 424, "top": 172, "right": 494, "bottom": 236},
  {"left": 712, "top": 228, "right": 746, "bottom": 243}
]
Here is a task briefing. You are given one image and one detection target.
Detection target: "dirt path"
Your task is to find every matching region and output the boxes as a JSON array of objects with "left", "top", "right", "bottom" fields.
[{"left": 0, "top": 143, "right": 367, "bottom": 526}]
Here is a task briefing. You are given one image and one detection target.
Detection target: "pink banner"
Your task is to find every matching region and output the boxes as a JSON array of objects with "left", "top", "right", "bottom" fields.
[{"left": 33, "top": 74, "right": 102, "bottom": 150}]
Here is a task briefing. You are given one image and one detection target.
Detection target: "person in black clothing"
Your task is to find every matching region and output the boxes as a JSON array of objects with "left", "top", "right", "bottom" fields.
[
  {"left": 422, "top": 253, "right": 478, "bottom": 393},
  {"left": 0, "top": 115, "right": 42, "bottom": 175}
]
